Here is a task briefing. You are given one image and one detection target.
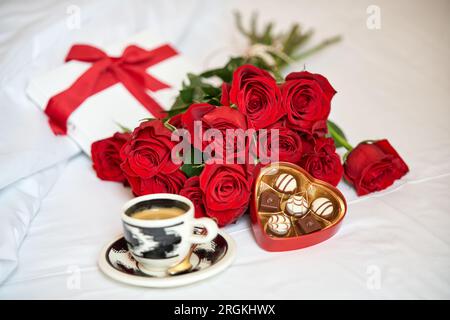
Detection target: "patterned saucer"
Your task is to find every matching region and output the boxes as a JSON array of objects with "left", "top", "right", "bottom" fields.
[{"left": 98, "top": 231, "right": 235, "bottom": 288}]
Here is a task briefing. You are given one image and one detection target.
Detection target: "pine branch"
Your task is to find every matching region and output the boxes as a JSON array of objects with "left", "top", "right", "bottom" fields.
[
  {"left": 292, "top": 35, "right": 342, "bottom": 61},
  {"left": 169, "top": 12, "right": 342, "bottom": 113}
]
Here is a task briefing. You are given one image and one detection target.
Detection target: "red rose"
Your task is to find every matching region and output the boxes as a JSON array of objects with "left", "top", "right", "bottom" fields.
[
  {"left": 300, "top": 137, "right": 343, "bottom": 186},
  {"left": 180, "top": 103, "right": 216, "bottom": 140},
  {"left": 120, "top": 120, "right": 180, "bottom": 179},
  {"left": 309, "top": 119, "right": 328, "bottom": 138},
  {"left": 282, "top": 71, "right": 336, "bottom": 133},
  {"left": 179, "top": 176, "right": 206, "bottom": 218},
  {"left": 168, "top": 113, "right": 183, "bottom": 128},
  {"left": 260, "top": 121, "right": 303, "bottom": 164},
  {"left": 229, "top": 65, "right": 283, "bottom": 129},
  {"left": 203, "top": 105, "right": 248, "bottom": 161},
  {"left": 344, "top": 139, "right": 409, "bottom": 196},
  {"left": 181, "top": 104, "right": 248, "bottom": 162},
  {"left": 298, "top": 133, "right": 316, "bottom": 155},
  {"left": 127, "top": 170, "right": 187, "bottom": 196},
  {"left": 199, "top": 164, "right": 251, "bottom": 226},
  {"left": 202, "top": 105, "right": 247, "bottom": 133},
  {"left": 91, "top": 132, "right": 130, "bottom": 182}
]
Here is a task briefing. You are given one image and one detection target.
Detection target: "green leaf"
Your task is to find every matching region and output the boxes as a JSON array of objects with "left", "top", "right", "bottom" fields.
[
  {"left": 200, "top": 57, "right": 245, "bottom": 82},
  {"left": 180, "top": 88, "right": 194, "bottom": 103},
  {"left": 201, "top": 67, "right": 232, "bottom": 83},
  {"left": 207, "top": 98, "right": 222, "bottom": 106},
  {"left": 227, "top": 57, "right": 245, "bottom": 69},
  {"left": 201, "top": 86, "right": 221, "bottom": 97},
  {"left": 327, "top": 119, "right": 347, "bottom": 148},
  {"left": 181, "top": 163, "right": 204, "bottom": 178},
  {"left": 166, "top": 105, "right": 190, "bottom": 118},
  {"left": 187, "top": 73, "right": 203, "bottom": 86},
  {"left": 170, "top": 96, "right": 186, "bottom": 110},
  {"left": 180, "top": 145, "right": 205, "bottom": 177},
  {"left": 200, "top": 68, "right": 224, "bottom": 78}
]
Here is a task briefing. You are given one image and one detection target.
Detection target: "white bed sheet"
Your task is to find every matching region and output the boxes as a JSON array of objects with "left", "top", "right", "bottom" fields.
[
  {"left": 0, "top": 155, "right": 448, "bottom": 299},
  {"left": 0, "top": 0, "right": 449, "bottom": 299}
]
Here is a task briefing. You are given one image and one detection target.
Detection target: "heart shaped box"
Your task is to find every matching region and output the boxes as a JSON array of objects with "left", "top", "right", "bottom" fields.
[{"left": 250, "top": 162, "right": 347, "bottom": 252}]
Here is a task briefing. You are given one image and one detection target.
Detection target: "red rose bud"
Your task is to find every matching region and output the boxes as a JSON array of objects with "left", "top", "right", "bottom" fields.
[
  {"left": 282, "top": 71, "right": 336, "bottom": 134},
  {"left": 260, "top": 121, "right": 303, "bottom": 164},
  {"left": 199, "top": 164, "right": 251, "bottom": 227},
  {"left": 180, "top": 176, "right": 206, "bottom": 218},
  {"left": 91, "top": 132, "right": 130, "bottom": 183},
  {"left": 120, "top": 120, "right": 180, "bottom": 179},
  {"left": 127, "top": 170, "right": 187, "bottom": 196},
  {"left": 229, "top": 65, "right": 284, "bottom": 129},
  {"left": 344, "top": 139, "right": 409, "bottom": 196},
  {"left": 300, "top": 137, "right": 343, "bottom": 187}
]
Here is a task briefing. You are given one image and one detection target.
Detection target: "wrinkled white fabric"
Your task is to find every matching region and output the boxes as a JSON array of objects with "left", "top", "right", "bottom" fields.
[{"left": 0, "top": 162, "right": 66, "bottom": 284}]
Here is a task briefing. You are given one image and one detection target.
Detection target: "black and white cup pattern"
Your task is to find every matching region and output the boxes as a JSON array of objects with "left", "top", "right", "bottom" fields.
[{"left": 121, "top": 194, "right": 218, "bottom": 273}]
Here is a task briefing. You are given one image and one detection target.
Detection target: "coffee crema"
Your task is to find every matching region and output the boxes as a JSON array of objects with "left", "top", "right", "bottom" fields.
[{"left": 131, "top": 207, "right": 186, "bottom": 220}]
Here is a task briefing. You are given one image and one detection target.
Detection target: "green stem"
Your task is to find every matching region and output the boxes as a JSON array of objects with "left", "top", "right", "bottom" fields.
[
  {"left": 328, "top": 124, "right": 353, "bottom": 151},
  {"left": 163, "top": 119, "right": 177, "bottom": 132}
]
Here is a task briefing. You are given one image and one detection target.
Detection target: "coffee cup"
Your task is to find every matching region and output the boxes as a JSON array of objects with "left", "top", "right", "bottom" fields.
[{"left": 121, "top": 193, "right": 218, "bottom": 276}]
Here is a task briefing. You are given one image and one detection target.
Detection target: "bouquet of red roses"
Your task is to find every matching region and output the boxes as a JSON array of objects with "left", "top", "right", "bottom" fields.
[{"left": 91, "top": 14, "right": 408, "bottom": 227}]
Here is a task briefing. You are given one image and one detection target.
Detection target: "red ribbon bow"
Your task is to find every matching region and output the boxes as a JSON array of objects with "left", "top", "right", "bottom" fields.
[{"left": 45, "top": 44, "right": 177, "bottom": 135}]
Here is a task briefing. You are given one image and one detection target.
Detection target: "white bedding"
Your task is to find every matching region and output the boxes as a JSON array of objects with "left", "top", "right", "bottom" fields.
[{"left": 0, "top": 0, "right": 449, "bottom": 299}]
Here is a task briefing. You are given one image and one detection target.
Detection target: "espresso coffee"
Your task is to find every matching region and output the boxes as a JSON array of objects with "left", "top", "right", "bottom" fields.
[
  {"left": 122, "top": 194, "right": 219, "bottom": 275},
  {"left": 131, "top": 207, "right": 185, "bottom": 220}
]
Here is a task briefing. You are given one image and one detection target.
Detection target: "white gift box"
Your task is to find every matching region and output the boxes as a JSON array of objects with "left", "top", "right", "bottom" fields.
[{"left": 26, "top": 30, "right": 197, "bottom": 156}]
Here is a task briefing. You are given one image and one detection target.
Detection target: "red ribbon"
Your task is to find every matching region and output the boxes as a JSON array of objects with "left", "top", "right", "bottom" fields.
[{"left": 44, "top": 44, "right": 177, "bottom": 135}]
